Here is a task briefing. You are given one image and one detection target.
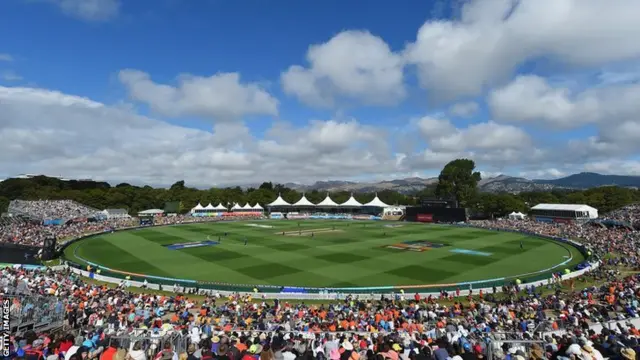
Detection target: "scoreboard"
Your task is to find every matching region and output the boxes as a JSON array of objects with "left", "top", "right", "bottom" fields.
[{"left": 420, "top": 197, "right": 458, "bottom": 208}]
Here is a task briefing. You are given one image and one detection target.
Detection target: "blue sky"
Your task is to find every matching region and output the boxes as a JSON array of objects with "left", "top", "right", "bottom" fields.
[{"left": 1, "top": 0, "right": 640, "bottom": 187}]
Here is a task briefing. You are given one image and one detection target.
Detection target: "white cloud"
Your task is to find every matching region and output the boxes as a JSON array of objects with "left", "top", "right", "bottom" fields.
[
  {"left": 416, "top": 116, "right": 456, "bottom": 139},
  {"left": 404, "top": 0, "right": 640, "bottom": 100},
  {"left": 1, "top": 71, "right": 23, "bottom": 82},
  {"left": 598, "top": 68, "right": 640, "bottom": 86},
  {"left": 0, "top": 86, "right": 407, "bottom": 186},
  {"left": 48, "top": 0, "right": 120, "bottom": 21},
  {"left": 0, "top": 54, "right": 13, "bottom": 62},
  {"left": 488, "top": 75, "right": 602, "bottom": 128},
  {"left": 119, "top": 69, "right": 279, "bottom": 121},
  {"left": 583, "top": 160, "right": 640, "bottom": 176},
  {"left": 479, "top": 170, "right": 503, "bottom": 179},
  {"left": 489, "top": 74, "right": 640, "bottom": 158},
  {"left": 417, "top": 116, "right": 532, "bottom": 152},
  {"left": 449, "top": 102, "right": 479, "bottom": 117},
  {"left": 518, "top": 169, "right": 566, "bottom": 179},
  {"left": 0, "top": 85, "right": 574, "bottom": 186},
  {"left": 281, "top": 30, "right": 405, "bottom": 107}
]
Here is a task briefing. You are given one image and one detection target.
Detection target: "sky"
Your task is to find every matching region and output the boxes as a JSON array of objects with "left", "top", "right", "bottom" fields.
[{"left": 1, "top": 0, "right": 640, "bottom": 187}]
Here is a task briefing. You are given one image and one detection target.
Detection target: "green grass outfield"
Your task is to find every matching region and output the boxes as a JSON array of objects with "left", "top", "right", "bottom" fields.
[{"left": 63, "top": 220, "right": 585, "bottom": 289}]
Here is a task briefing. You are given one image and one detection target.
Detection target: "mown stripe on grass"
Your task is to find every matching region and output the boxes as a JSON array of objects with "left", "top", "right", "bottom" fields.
[{"left": 75, "top": 238, "right": 175, "bottom": 278}]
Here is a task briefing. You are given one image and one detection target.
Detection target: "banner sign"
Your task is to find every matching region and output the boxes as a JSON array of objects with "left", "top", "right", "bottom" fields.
[
  {"left": 416, "top": 214, "right": 433, "bottom": 222},
  {"left": 353, "top": 215, "right": 383, "bottom": 221},
  {"left": 553, "top": 218, "right": 572, "bottom": 224}
]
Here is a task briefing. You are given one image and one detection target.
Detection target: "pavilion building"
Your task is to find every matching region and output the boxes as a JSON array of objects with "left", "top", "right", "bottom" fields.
[
  {"left": 362, "top": 193, "right": 390, "bottom": 215},
  {"left": 315, "top": 193, "right": 339, "bottom": 213},
  {"left": 338, "top": 193, "right": 364, "bottom": 214},
  {"left": 291, "top": 193, "right": 316, "bottom": 213},
  {"left": 252, "top": 203, "right": 264, "bottom": 213},
  {"left": 267, "top": 194, "right": 292, "bottom": 213},
  {"left": 191, "top": 203, "right": 204, "bottom": 215}
]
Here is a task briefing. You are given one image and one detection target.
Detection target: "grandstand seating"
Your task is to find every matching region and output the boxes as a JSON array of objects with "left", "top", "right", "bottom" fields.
[
  {"left": 8, "top": 200, "right": 102, "bottom": 221},
  {"left": 1, "top": 202, "right": 640, "bottom": 360}
]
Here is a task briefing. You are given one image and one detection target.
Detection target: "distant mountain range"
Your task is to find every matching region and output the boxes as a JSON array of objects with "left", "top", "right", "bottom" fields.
[
  {"left": 285, "top": 177, "right": 439, "bottom": 194},
  {"left": 285, "top": 172, "right": 640, "bottom": 194}
]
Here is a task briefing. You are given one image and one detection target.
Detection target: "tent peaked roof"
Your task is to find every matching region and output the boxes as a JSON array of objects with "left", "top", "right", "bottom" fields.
[
  {"left": 293, "top": 194, "right": 316, "bottom": 207},
  {"left": 253, "top": 203, "right": 263, "bottom": 210},
  {"left": 340, "top": 194, "right": 363, "bottom": 207},
  {"left": 231, "top": 203, "right": 242, "bottom": 210},
  {"left": 316, "top": 194, "right": 338, "bottom": 207},
  {"left": 204, "top": 203, "right": 215, "bottom": 210},
  {"left": 509, "top": 211, "right": 517, "bottom": 215},
  {"left": 268, "top": 194, "right": 291, "bottom": 207},
  {"left": 214, "top": 203, "right": 227, "bottom": 210},
  {"left": 364, "top": 194, "right": 388, "bottom": 208},
  {"left": 193, "top": 203, "right": 204, "bottom": 210},
  {"left": 242, "top": 203, "right": 253, "bottom": 210}
]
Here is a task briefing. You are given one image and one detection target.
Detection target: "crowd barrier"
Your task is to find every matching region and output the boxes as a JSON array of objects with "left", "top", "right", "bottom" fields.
[
  {"left": 67, "top": 261, "right": 597, "bottom": 300},
  {"left": 105, "top": 331, "right": 189, "bottom": 357},
  {"left": 3, "top": 292, "right": 66, "bottom": 335},
  {"left": 60, "top": 221, "right": 597, "bottom": 299},
  {"left": 69, "top": 319, "right": 633, "bottom": 360}
]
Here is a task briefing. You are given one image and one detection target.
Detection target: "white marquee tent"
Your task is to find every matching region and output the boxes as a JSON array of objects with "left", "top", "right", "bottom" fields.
[
  {"left": 267, "top": 194, "right": 291, "bottom": 207},
  {"left": 340, "top": 194, "right": 363, "bottom": 207},
  {"left": 252, "top": 203, "right": 264, "bottom": 211},
  {"left": 242, "top": 203, "right": 253, "bottom": 210},
  {"left": 191, "top": 203, "right": 204, "bottom": 213},
  {"left": 316, "top": 194, "right": 339, "bottom": 207},
  {"left": 508, "top": 211, "right": 525, "bottom": 220},
  {"left": 364, "top": 194, "right": 388, "bottom": 208},
  {"left": 214, "top": 203, "right": 227, "bottom": 211},
  {"left": 292, "top": 194, "right": 316, "bottom": 207},
  {"left": 204, "top": 203, "right": 215, "bottom": 210},
  {"left": 231, "top": 203, "right": 243, "bottom": 211},
  {"left": 138, "top": 209, "right": 164, "bottom": 216}
]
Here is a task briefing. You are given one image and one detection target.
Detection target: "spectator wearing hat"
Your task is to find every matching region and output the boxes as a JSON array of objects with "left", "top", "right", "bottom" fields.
[
  {"left": 622, "top": 348, "right": 636, "bottom": 360},
  {"left": 153, "top": 343, "right": 177, "bottom": 360}
]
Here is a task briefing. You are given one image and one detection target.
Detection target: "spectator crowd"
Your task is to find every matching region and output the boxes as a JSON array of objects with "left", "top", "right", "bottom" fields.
[
  {"left": 9, "top": 200, "right": 102, "bottom": 221},
  {"left": 2, "top": 200, "right": 640, "bottom": 360}
]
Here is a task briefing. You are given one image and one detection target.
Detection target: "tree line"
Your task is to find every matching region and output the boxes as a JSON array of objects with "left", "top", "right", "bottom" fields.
[{"left": 1, "top": 159, "right": 639, "bottom": 217}]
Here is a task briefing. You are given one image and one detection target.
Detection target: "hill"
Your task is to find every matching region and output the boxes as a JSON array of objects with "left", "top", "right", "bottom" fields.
[
  {"left": 534, "top": 172, "right": 640, "bottom": 189},
  {"left": 283, "top": 172, "right": 640, "bottom": 194},
  {"left": 287, "top": 177, "right": 438, "bottom": 194}
]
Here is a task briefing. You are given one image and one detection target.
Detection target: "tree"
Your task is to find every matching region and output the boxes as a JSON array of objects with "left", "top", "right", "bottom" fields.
[
  {"left": 170, "top": 180, "right": 185, "bottom": 191},
  {"left": 0, "top": 195, "right": 9, "bottom": 213},
  {"left": 2, "top": 173, "right": 640, "bottom": 217},
  {"left": 435, "top": 159, "right": 481, "bottom": 207}
]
